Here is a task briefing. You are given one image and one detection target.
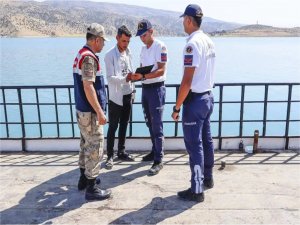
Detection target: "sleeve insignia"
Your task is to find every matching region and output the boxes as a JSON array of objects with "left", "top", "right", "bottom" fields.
[
  {"left": 184, "top": 55, "right": 193, "bottom": 66},
  {"left": 161, "top": 53, "right": 167, "bottom": 62},
  {"left": 186, "top": 46, "right": 193, "bottom": 54}
]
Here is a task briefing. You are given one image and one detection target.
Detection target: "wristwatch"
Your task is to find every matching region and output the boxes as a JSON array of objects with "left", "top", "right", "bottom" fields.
[{"left": 173, "top": 105, "right": 180, "bottom": 113}]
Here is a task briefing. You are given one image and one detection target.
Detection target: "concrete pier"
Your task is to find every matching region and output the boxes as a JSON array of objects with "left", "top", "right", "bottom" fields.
[{"left": 0, "top": 152, "right": 299, "bottom": 224}]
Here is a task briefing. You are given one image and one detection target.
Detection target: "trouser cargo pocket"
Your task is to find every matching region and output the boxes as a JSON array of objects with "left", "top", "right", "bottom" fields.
[{"left": 77, "top": 111, "right": 92, "bottom": 133}]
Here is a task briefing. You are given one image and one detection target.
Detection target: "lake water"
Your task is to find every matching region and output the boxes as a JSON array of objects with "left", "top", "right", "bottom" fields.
[
  {"left": 1, "top": 37, "right": 300, "bottom": 85},
  {"left": 1, "top": 37, "right": 300, "bottom": 138}
]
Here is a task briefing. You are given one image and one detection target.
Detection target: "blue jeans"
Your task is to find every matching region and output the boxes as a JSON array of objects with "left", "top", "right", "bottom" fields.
[{"left": 182, "top": 92, "right": 214, "bottom": 193}]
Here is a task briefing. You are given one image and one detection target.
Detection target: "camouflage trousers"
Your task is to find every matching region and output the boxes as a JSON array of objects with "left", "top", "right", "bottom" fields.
[{"left": 77, "top": 111, "right": 104, "bottom": 179}]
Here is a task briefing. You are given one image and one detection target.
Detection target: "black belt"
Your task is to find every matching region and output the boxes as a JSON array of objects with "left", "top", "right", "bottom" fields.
[
  {"left": 142, "top": 81, "right": 164, "bottom": 89},
  {"left": 191, "top": 91, "right": 211, "bottom": 96},
  {"left": 123, "top": 93, "right": 132, "bottom": 98}
]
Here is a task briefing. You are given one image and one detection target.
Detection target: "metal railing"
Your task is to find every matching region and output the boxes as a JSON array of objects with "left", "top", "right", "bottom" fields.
[{"left": 1, "top": 83, "right": 299, "bottom": 150}]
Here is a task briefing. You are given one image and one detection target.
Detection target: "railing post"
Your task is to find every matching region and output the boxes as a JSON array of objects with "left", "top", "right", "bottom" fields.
[
  {"left": 285, "top": 84, "right": 292, "bottom": 150},
  {"left": 262, "top": 85, "right": 269, "bottom": 137},
  {"left": 2, "top": 89, "right": 9, "bottom": 138},
  {"left": 35, "top": 88, "right": 43, "bottom": 137},
  {"left": 239, "top": 85, "right": 245, "bottom": 137},
  {"left": 54, "top": 88, "right": 60, "bottom": 137},
  {"left": 218, "top": 85, "right": 223, "bottom": 150},
  {"left": 68, "top": 87, "right": 75, "bottom": 138},
  {"left": 17, "top": 88, "right": 26, "bottom": 151},
  {"left": 174, "top": 86, "right": 179, "bottom": 137},
  {"left": 129, "top": 105, "right": 133, "bottom": 137},
  {"left": 129, "top": 88, "right": 133, "bottom": 137}
]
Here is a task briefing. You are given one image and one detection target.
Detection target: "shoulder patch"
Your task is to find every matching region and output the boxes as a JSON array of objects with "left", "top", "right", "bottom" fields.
[
  {"left": 161, "top": 46, "right": 167, "bottom": 53},
  {"left": 186, "top": 46, "right": 193, "bottom": 54},
  {"left": 161, "top": 53, "right": 167, "bottom": 62},
  {"left": 184, "top": 55, "right": 193, "bottom": 66}
]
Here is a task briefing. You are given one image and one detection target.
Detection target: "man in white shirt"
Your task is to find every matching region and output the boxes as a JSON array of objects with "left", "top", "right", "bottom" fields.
[
  {"left": 172, "top": 4, "right": 216, "bottom": 203},
  {"left": 131, "top": 19, "right": 167, "bottom": 175},
  {"left": 104, "top": 25, "right": 135, "bottom": 169}
]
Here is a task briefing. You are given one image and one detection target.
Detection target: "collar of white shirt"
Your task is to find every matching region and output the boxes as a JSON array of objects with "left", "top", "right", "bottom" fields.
[
  {"left": 114, "top": 45, "right": 131, "bottom": 57},
  {"left": 186, "top": 29, "right": 203, "bottom": 42}
]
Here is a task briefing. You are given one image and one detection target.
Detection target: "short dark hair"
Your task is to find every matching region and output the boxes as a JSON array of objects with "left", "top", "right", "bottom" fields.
[
  {"left": 190, "top": 16, "right": 202, "bottom": 28},
  {"left": 86, "top": 33, "right": 98, "bottom": 41},
  {"left": 117, "top": 25, "right": 132, "bottom": 37}
]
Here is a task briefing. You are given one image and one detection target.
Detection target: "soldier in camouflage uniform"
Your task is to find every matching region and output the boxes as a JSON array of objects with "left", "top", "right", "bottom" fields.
[{"left": 73, "top": 23, "right": 111, "bottom": 201}]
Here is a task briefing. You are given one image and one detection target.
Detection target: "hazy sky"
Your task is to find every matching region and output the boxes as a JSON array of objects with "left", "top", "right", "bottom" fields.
[{"left": 34, "top": 0, "right": 299, "bottom": 27}]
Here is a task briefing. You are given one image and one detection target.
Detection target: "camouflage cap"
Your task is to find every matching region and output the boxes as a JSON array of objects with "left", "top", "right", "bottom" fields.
[{"left": 87, "top": 23, "right": 109, "bottom": 41}]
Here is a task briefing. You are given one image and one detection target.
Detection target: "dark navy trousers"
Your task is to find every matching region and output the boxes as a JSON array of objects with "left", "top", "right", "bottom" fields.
[
  {"left": 182, "top": 92, "right": 214, "bottom": 194},
  {"left": 142, "top": 84, "right": 166, "bottom": 162}
]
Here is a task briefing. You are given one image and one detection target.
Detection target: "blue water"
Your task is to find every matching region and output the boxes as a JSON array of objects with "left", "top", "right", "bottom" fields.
[
  {"left": 1, "top": 37, "right": 300, "bottom": 85},
  {"left": 1, "top": 37, "right": 300, "bottom": 138}
]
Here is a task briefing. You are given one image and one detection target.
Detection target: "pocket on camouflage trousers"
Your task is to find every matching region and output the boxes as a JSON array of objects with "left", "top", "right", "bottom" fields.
[{"left": 77, "top": 111, "right": 92, "bottom": 132}]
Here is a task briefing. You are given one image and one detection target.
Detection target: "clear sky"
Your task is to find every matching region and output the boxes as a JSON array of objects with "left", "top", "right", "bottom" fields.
[{"left": 32, "top": 0, "right": 300, "bottom": 27}]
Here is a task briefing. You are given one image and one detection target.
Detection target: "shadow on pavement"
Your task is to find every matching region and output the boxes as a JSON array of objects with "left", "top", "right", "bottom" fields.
[
  {"left": 0, "top": 161, "right": 149, "bottom": 224},
  {"left": 109, "top": 195, "right": 197, "bottom": 224}
]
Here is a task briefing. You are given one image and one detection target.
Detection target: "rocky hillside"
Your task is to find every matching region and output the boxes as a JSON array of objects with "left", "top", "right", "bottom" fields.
[
  {"left": 0, "top": 0, "right": 242, "bottom": 37},
  {"left": 210, "top": 24, "right": 300, "bottom": 37}
]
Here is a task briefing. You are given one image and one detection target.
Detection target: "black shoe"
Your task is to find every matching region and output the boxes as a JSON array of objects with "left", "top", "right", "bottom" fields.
[
  {"left": 177, "top": 188, "right": 204, "bottom": 203},
  {"left": 105, "top": 157, "right": 114, "bottom": 170},
  {"left": 148, "top": 161, "right": 163, "bottom": 175},
  {"left": 142, "top": 151, "right": 154, "bottom": 161},
  {"left": 78, "top": 168, "right": 87, "bottom": 191},
  {"left": 85, "top": 179, "right": 112, "bottom": 201},
  {"left": 204, "top": 178, "right": 214, "bottom": 189},
  {"left": 117, "top": 152, "right": 135, "bottom": 161}
]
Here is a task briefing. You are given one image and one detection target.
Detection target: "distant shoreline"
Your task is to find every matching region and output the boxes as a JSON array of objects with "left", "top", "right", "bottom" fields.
[{"left": 2, "top": 32, "right": 299, "bottom": 39}]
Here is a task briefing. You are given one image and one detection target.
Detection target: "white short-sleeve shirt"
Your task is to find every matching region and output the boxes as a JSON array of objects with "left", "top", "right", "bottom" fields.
[
  {"left": 140, "top": 39, "right": 168, "bottom": 84},
  {"left": 183, "top": 30, "right": 216, "bottom": 93}
]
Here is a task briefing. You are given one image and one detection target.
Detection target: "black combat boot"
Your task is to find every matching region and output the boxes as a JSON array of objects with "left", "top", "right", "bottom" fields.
[
  {"left": 85, "top": 179, "right": 112, "bottom": 201},
  {"left": 77, "top": 168, "right": 87, "bottom": 191}
]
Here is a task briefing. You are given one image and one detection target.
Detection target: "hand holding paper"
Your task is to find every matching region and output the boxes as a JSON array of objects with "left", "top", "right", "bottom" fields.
[
  {"left": 131, "top": 73, "right": 143, "bottom": 81},
  {"left": 131, "top": 64, "right": 154, "bottom": 82}
]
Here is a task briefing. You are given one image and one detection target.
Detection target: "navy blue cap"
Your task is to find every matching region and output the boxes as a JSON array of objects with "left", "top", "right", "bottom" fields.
[
  {"left": 180, "top": 4, "right": 203, "bottom": 18},
  {"left": 136, "top": 19, "right": 152, "bottom": 36}
]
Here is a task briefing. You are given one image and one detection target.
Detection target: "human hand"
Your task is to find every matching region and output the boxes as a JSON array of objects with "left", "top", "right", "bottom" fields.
[
  {"left": 126, "top": 72, "right": 132, "bottom": 82},
  {"left": 131, "top": 73, "right": 143, "bottom": 81},
  {"left": 171, "top": 112, "right": 180, "bottom": 121},
  {"left": 97, "top": 112, "right": 107, "bottom": 125}
]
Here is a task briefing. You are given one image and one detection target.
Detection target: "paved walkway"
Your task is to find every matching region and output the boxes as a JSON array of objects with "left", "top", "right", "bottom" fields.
[{"left": 0, "top": 152, "right": 299, "bottom": 224}]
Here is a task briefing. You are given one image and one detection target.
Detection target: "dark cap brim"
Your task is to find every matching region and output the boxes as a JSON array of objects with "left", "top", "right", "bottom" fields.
[
  {"left": 136, "top": 29, "right": 148, "bottom": 36},
  {"left": 179, "top": 13, "right": 186, "bottom": 18}
]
